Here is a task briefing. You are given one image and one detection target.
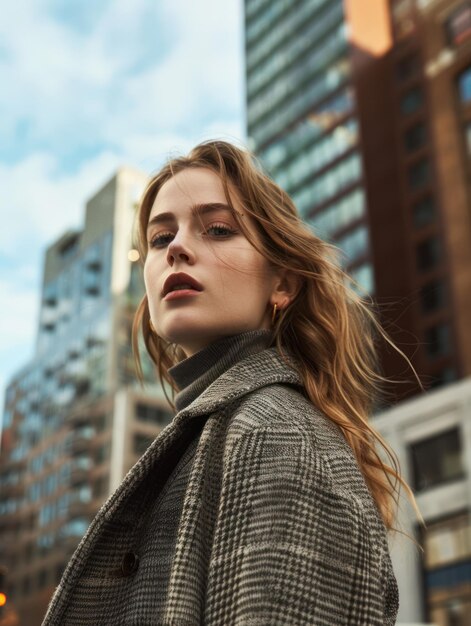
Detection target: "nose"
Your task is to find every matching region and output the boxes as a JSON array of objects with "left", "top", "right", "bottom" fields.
[{"left": 166, "top": 231, "right": 195, "bottom": 266}]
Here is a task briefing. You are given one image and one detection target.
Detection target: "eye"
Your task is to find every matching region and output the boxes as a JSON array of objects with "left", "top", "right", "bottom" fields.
[
  {"left": 149, "top": 232, "right": 174, "bottom": 248},
  {"left": 205, "top": 223, "right": 238, "bottom": 238}
]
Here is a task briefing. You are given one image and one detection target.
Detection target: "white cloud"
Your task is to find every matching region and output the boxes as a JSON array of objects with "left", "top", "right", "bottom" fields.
[
  {"left": 0, "top": 278, "right": 38, "bottom": 355},
  {"left": 0, "top": 151, "right": 121, "bottom": 255},
  {"left": 0, "top": 0, "right": 245, "bottom": 162},
  {"left": 0, "top": 0, "right": 245, "bottom": 257},
  {"left": 0, "top": 0, "right": 246, "bottom": 409}
]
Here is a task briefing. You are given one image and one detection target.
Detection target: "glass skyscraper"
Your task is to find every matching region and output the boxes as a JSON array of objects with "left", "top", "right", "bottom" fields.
[{"left": 245, "top": 0, "right": 373, "bottom": 293}]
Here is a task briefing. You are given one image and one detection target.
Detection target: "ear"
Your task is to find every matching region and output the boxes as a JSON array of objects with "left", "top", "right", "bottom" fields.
[{"left": 270, "top": 268, "right": 302, "bottom": 310}]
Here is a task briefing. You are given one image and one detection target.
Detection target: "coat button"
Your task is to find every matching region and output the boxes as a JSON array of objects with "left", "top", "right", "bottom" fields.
[{"left": 121, "top": 551, "right": 139, "bottom": 576}]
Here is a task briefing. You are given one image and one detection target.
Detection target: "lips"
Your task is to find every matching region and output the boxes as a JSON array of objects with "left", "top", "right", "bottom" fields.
[{"left": 162, "top": 272, "right": 204, "bottom": 297}]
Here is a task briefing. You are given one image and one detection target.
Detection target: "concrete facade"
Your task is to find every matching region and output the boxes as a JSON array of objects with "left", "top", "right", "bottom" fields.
[{"left": 374, "top": 377, "right": 471, "bottom": 625}]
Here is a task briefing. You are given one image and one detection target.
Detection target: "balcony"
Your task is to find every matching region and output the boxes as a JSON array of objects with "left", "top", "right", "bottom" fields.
[
  {"left": 68, "top": 498, "right": 95, "bottom": 519},
  {"left": 55, "top": 387, "right": 75, "bottom": 409},
  {"left": 1, "top": 482, "right": 24, "bottom": 498},
  {"left": 66, "top": 426, "right": 95, "bottom": 456},
  {"left": 70, "top": 457, "right": 91, "bottom": 485},
  {"left": 68, "top": 436, "right": 91, "bottom": 456},
  {"left": 70, "top": 466, "right": 89, "bottom": 486},
  {"left": 0, "top": 516, "right": 15, "bottom": 532},
  {"left": 1, "top": 456, "right": 27, "bottom": 471}
]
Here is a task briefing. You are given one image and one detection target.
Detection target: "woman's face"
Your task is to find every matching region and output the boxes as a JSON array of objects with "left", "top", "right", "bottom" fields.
[{"left": 144, "top": 167, "right": 282, "bottom": 357}]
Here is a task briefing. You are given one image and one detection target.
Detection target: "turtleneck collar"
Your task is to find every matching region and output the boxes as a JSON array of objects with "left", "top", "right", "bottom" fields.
[{"left": 168, "top": 329, "right": 274, "bottom": 412}]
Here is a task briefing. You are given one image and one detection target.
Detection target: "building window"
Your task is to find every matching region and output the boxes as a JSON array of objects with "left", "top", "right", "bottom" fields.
[
  {"left": 413, "top": 195, "right": 436, "bottom": 228},
  {"left": 400, "top": 87, "right": 424, "bottom": 115},
  {"left": 416, "top": 236, "right": 441, "bottom": 271},
  {"left": 58, "top": 234, "right": 79, "bottom": 261},
  {"left": 292, "top": 153, "right": 362, "bottom": 215},
  {"left": 273, "top": 119, "right": 359, "bottom": 193},
  {"left": 336, "top": 226, "right": 369, "bottom": 265},
  {"left": 457, "top": 65, "right": 471, "bottom": 103},
  {"left": 83, "top": 273, "right": 101, "bottom": 297},
  {"left": 404, "top": 122, "right": 427, "bottom": 152},
  {"left": 421, "top": 512, "right": 471, "bottom": 625},
  {"left": 133, "top": 433, "right": 155, "bottom": 456},
  {"left": 61, "top": 518, "right": 89, "bottom": 537},
  {"left": 465, "top": 121, "right": 471, "bottom": 155},
  {"left": 7, "top": 582, "right": 15, "bottom": 601},
  {"left": 349, "top": 264, "right": 374, "bottom": 295},
  {"left": 37, "top": 569, "right": 48, "bottom": 589},
  {"left": 24, "top": 543, "right": 33, "bottom": 561},
  {"left": 420, "top": 280, "right": 446, "bottom": 313},
  {"left": 423, "top": 513, "right": 471, "bottom": 569},
  {"left": 307, "top": 188, "right": 365, "bottom": 240},
  {"left": 22, "top": 576, "right": 31, "bottom": 595},
  {"left": 43, "top": 284, "right": 58, "bottom": 308},
  {"left": 408, "top": 158, "right": 431, "bottom": 190},
  {"left": 430, "top": 367, "right": 457, "bottom": 388},
  {"left": 94, "top": 444, "right": 109, "bottom": 465},
  {"left": 428, "top": 573, "right": 471, "bottom": 624},
  {"left": 409, "top": 428, "right": 464, "bottom": 491},
  {"left": 56, "top": 563, "right": 66, "bottom": 584},
  {"left": 446, "top": 4, "right": 471, "bottom": 46},
  {"left": 425, "top": 322, "right": 451, "bottom": 358},
  {"left": 135, "top": 403, "right": 172, "bottom": 426},
  {"left": 396, "top": 53, "right": 420, "bottom": 82},
  {"left": 93, "top": 476, "right": 108, "bottom": 498}
]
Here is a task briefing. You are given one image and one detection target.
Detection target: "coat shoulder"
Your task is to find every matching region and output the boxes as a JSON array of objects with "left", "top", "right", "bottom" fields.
[
  {"left": 225, "top": 382, "right": 390, "bottom": 544},
  {"left": 227, "top": 382, "right": 348, "bottom": 453}
]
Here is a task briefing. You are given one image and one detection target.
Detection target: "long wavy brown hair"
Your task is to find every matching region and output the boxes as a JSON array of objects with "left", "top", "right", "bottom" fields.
[{"left": 132, "top": 139, "right": 424, "bottom": 540}]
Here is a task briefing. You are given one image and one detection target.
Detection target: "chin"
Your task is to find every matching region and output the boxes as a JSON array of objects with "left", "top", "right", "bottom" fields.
[{"left": 160, "top": 326, "right": 207, "bottom": 348}]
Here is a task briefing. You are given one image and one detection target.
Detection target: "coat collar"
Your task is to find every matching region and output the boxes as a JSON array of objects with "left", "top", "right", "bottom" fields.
[
  {"left": 172, "top": 346, "right": 303, "bottom": 427},
  {"left": 98, "top": 345, "right": 303, "bottom": 521},
  {"left": 109, "top": 346, "right": 302, "bottom": 513}
]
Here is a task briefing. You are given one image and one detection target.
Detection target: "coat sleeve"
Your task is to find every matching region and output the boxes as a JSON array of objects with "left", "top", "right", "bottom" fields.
[{"left": 204, "top": 426, "right": 398, "bottom": 626}]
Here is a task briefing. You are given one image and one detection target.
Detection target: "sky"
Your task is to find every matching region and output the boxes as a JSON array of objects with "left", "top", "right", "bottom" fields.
[{"left": 0, "top": 0, "right": 245, "bottom": 407}]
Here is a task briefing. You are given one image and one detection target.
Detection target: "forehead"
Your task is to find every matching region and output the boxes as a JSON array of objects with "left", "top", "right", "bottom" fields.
[{"left": 150, "top": 167, "right": 234, "bottom": 218}]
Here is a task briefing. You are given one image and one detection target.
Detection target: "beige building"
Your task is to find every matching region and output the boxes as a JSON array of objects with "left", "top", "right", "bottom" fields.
[
  {"left": 374, "top": 377, "right": 471, "bottom": 625},
  {"left": 0, "top": 168, "right": 174, "bottom": 625}
]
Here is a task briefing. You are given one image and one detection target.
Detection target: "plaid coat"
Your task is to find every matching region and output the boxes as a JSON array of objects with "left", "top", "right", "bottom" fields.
[{"left": 43, "top": 347, "right": 399, "bottom": 625}]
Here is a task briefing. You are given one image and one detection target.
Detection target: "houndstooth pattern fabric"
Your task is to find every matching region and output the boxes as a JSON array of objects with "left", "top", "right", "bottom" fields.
[{"left": 42, "top": 347, "right": 399, "bottom": 625}]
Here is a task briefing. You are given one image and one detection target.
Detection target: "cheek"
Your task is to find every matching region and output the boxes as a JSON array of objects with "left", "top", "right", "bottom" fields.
[
  {"left": 143, "top": 258, "right": 161, "bottom": 302},
  {"left": 217, "top": 244, "right": 267, "bottom": 273},
  {"left": 216, "top": 251, "right": 272, "bottom": 293}
]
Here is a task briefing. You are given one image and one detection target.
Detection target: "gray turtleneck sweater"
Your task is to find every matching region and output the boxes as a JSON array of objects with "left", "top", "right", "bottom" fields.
[{"left": 169, "top": 328, "right": 274, "bottom": 412}]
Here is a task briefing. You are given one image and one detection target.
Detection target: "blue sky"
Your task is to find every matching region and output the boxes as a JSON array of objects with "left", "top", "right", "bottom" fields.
[{"left": 0, "top": 0, "right": 245, "bottom": 406}]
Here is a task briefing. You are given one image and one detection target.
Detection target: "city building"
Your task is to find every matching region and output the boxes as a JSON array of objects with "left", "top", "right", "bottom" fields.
[
  {"left": 245, "top": 0, "right": 373, "bottom": 303},
  {"left": 374, "top": 377, "right": 471, "bottom": 625},
  {"left": 244, "top": 0, "right": 471, "bottom": 402},
  {"left": 0, "top": 168, "right": 174, "bottom": 626}
]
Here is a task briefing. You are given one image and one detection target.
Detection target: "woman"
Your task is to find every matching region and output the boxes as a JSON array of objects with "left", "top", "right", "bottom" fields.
[{"left": 43, "top": 140, "right": 422, "bottom": 625}]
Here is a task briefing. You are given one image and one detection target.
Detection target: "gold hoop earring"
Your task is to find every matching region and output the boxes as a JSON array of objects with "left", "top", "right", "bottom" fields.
[{"left": 271, "top": 303, "right": 278, "bottom": 325}]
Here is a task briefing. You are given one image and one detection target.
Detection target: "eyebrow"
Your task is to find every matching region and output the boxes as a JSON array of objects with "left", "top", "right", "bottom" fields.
[{"left": 147, "top": 203, "right": 237, "bottom": 232}]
